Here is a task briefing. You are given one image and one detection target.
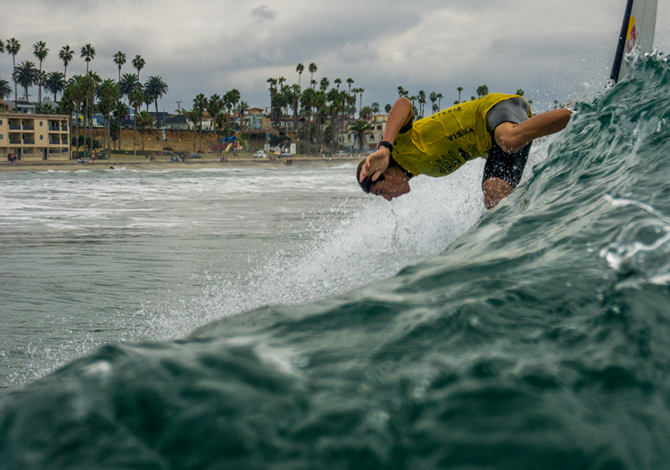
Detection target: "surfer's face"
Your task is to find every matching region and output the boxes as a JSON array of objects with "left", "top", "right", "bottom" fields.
[{"left": 370, "top": 167, "right": 411, "bottom": 201}]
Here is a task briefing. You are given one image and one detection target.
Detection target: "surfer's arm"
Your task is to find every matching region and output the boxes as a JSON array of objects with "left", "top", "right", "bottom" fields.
[
  {"left": 495, "top": 108, "right": 572, "bottom": 154},
  {"left": 359, "top": 98, "right": 413, "bottom": 183}
]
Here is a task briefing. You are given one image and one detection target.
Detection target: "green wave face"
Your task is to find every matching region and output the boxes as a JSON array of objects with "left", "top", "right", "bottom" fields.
[{"left": 3, "top": 54, "right": 670, "bottom": 469}]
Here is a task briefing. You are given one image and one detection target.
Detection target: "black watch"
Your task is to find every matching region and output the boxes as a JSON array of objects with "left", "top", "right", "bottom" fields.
[{"left": 378, "top": 141, "right": 393, "bottom": 153}]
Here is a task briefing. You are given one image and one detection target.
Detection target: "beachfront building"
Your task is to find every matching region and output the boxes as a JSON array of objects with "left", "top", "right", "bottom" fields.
[{"left": 0, "top": 113, "right": 70, "bottom": 161}]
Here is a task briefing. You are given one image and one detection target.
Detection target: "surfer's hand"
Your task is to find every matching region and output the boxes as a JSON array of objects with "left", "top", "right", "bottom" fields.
[{"left": 359, "top": 148, "right": 390, "bottom": 183}]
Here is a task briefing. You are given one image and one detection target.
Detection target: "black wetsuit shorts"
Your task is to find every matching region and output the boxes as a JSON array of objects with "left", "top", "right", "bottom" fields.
[{"left": 482, "top": 97, "right": 531, "bottom": 188}]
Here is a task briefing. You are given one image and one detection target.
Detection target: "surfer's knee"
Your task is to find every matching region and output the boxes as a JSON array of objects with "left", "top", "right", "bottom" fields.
[{"left": 482, "top": 177, "right": 513, "bottom": 209}]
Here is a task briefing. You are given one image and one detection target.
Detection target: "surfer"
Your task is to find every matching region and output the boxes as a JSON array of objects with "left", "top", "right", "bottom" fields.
[{"left": 357, "top": 94, "right": 572, "bottom": 208}]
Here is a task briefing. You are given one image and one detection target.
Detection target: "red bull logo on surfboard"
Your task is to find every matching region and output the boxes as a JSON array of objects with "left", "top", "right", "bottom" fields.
[{"left": 626, "top": 16, "right": 638, "bottom": 52}]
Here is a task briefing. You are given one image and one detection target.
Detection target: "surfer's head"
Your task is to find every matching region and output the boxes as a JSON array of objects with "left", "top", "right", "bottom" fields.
[{"left": 357, "top": 157, "right": 411, "bottom": 201}]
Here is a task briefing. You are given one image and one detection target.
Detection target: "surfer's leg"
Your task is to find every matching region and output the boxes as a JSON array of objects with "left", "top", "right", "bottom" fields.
[{"left": 482, "top": 140, "right": 532, "bottom": 209}]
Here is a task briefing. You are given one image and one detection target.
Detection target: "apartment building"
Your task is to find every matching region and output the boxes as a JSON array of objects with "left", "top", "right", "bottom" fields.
[{"left": 0, "top": 113, "right": 70, "bottom": 161}]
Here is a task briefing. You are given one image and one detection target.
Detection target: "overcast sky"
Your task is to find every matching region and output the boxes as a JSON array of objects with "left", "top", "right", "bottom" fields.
[{"left": 2, "top": 0, "right": 669, "bottom": 113}]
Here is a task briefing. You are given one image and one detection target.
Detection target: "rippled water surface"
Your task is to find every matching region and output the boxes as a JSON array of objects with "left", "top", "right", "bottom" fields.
[{"left": 3, "top": 56, "right": 670, "bottom": 469}]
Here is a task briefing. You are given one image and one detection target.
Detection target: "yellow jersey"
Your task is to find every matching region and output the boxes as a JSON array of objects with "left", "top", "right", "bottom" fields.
[{"left": 393, "top": 93, "right": 531, "bottom": 177}]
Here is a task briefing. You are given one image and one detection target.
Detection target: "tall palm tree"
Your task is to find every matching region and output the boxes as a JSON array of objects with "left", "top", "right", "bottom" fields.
[
  {"left": 79, "top": 74, "right": 96, "bottom": 153},
  {"left": 0, "top": 79, "right": 11, "bottom": 100},
  {"left": 349, "top": 120, "right": 373, "bottom": 150},
  {"left": 129, "top": 88, "right": 144, "bottom": 155},
  {"left": 112, "top": 101, "right": 129, "bottom": 150},
  {"left": 346, "top": 78, "right": 354, "bottom": 95},
  {"left": 33, "top": 41, "right": 49, "bottom": 109},
  {"left": 66, "top": 76, "right": 85, "bottom": 151},
  {"left": 136, "top": 111, "right": 153, "bottom": 152},
  {"left": 193, "top": 93, "right": 207, "bottom": 151},
  {"left": 186, "top": 108, "right": 202, "bottom": 153},
  {"left": 206, "top": 94, "right": 224, "bottom": 148},
  {"left": 144, "top": 75, "right": 169, "bottom": 128},
  {"left": 308, "top": 63, "right": 317, "bottom": 88},
  {"left": 417, "top": 90, "right": 426, "bottom": 118},
  {"left": 223, "top": 89, "right": 240, "bottom": 142},
  {"left": 59, "top": 45, "right": 74, "bottom": 79},
  {"left": 132, "top": 55, "right": 146, "bottom": 81},
  {"left": 113, "top": 51, "right": 127, "bottom": 82},
  {"left": 97, "top": 79, "right": 120, "bottom": 153},
  {"left": 80, "top": 44, "right": 96, "bottom": 73},
  {"left": 12, "top": 61, "right": 39, "bottom": 104},
  {"left": 118, "top": 73, "right": 140, "bottom": 102},
  {"left": 436, "top": 93, "right": 443, "bottom": 109},
  {"left": 430, "top": 92, "right": 438, "bottom": 111},
  {"left": 44, "top": 71, "right": 66, "bottom": 101},
  {"left": 457, "top": 86, "right": 463, "bottom": 103},
  {"left": 6, "top": 38, "right": 21, "bottom": 104},
  {"left": 296, "top": 63, "right": 304, "bottom": 86},
  {"left": 0, "top": 39, "right": 4, "bottom": 54}
]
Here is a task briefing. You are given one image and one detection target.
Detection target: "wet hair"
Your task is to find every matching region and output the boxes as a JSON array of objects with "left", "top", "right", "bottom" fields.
[{"left": 356, "top": 156, "right": 399, "bottom": 193}]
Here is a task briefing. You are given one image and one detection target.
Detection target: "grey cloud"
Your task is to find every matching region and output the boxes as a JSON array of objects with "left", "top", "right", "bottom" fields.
[{"left": 251, "top": 5, "right": 276, "bottom": 21}]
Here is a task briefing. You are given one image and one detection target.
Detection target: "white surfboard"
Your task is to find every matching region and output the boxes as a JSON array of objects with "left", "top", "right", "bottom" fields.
[{"left": 610, "top": 0, "right": 658, "bottom": 82}]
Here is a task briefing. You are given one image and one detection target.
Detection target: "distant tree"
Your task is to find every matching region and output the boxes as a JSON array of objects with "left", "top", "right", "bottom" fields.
[
  {"left": 118, "top": 73, "right": 140, "bottom": 102},
  {"left": 334, "top": 78, "right": 342, "bottom": 90},
  {"left": 433, "top": 103, "right": 439, "bottom": 112},
  {"left": 349, "top": 120, "right": 373, "bottom": 150},
  {"left": 457, "top": 86, "right": 463, "bottom": 102},
  {"left": 417, "top": 90, "right": 426, "bottom": 117},
  {"left": 397, "top": 86, "right": 408, "bottom": 98},
  {"left": 385, "top": 103, "right": 392, "bottom": 114},
  {"left": 471, "top": 96, "right": 476, "bottom": 101},
  {"left": 6, "top": 38, "right": 21, "bottom": 103},
  {"left": 12, "top": 61, "right": 38, "bottom": 103},
  {"left": 33, "top": 41, "right": 49, "bottom": 108},
  {"left": 436, "top": 93, "right": 443, "bottom": 109},
  {"left": 132, "top": 55, "right": 146, "bottom": 81},
  {"left": 44, "top": 71, "right": 66, "bottom": 101},
  {"left": 308, "top": 62, "right": 317, "bottom": 88},
  {"left": 129, "top": 88, "right": 144, "bottom": 155},
  {"left": 80, "top": 44, "right": 96, "bottom": 73},
  {"left": 516, "top": 89, "right": 525, "bottom": 97},
  {"left": 430, "top": 91, "right": 438, "bottom": 110},
  {"left": 319, "top": 77, "right": 329, "bottom": 92},
  {"left": 193, "top": 93, "right": 207, "bottom": 151},
  {"left": 98, "top": 79, "right": 120, "bottom": 153},
  {"left": 186, "top": 107, "right": 203, "bottom": 152},
  {"left": 371, "top": 102, "right": 380, "bottom": 114},
  {"left": 136, "top": 110, "right": 154, "bottom": 152},
  {"left": 296, "top": 63, "right": 304, "bottom": 87},
  {"left": 144, "top": 75, "right": 169, "bottom": 127},
  {"left": 476, "top": 84, "right": 489, "bottom": 97},
  {"left": 359, "top": 106, "right": 373, "bottom": 121},
  {"left": 207, "top": 94, "right": 224, "bottom": 147},
  {"left": 347, "top": 78, "right": 354, "bottom": 95},
  {"left": 113, "top": 51, "right": 127, "bottom": 82},
  {"left": 39, "top": 102, "right": 55, "bottom": 114},
  {"left": 0, "top": 78, "right": 11, "bottom": 100},
  {"left": 0, "top": 39, "right": 4, "bottom": 54},
  {"left": 58, "top": 45, "right": 74, "bottom": 79}
]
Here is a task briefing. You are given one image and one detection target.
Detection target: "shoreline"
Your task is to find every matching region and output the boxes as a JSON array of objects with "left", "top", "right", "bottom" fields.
[{"left": 0, "top": 154, "right": 363, "bottom": 172}]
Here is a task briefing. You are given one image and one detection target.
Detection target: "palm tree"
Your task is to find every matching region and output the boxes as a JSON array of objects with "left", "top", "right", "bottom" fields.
[
  {"left": 417, "top": 90, "right": 426, "bottom": 118},
  {"left": 357, "top": 88, "right": 365, "bottom": 116},
  {"left": 206, "top": 94, "right": 224, "bottom": 148},
  {"left": 371, "top": 102, "right": 380, "bottom": 114},
  {"left": 44, "top": 71, "right": 66, "bottom": 102},
  {"left": 334, "top": 78, "right": 342, "bottom": 90},
  {"left": 193, "top": 93, "right": 207, "bottom": 151},
  {"left": 33, "top": 41, "right": 49, "bottom": 109},
  {"left": 186, "top": 108, "right": 203, "bottom": 153},
  {"left": 144, "top": 75, "right": 169, "bottom": 128},
  {"left": 457, "top": 86, "right": 463, "bottom": 102},
  {"left": 39, "top": 103, "right": 55, "bottom": 114},
  {"left": 349, "top": 120, "right": 373, "bottom": 150},
  {"left": 430, "top": 92, "right": 438, "bottom": 111},
  {"left": 223, "top": 89, "right": 240, "bottom": 142},
  {"left": 0, "top": 39, "right": 4, "bottom": 55},
  {"left": 0, "top": 79, "right": 11, "bottom": 100},
  {"left": 129, "top": 88, "right": 144, "bottom": 155},
  {"left": 136, "top": 111, "right": 153, "bottom": 152},
  {"left": 397, "top": 86, "right": 408, "bottom": 98},
  {"left": 79, "top": 74, "right": 97, "bottom": 153},
  {"left": 132, "top": 55, "right": 146, "bottom": 81},
  {"left": 296, "top": 63, "right": 304, "bottom": 86},
  {"left": 436, "top": 93, "right": 443, "bottom": 109},
  {"left": 113, "top": 51, "right": 127, "bottom": 82},
  {"left": 385, "top": 103, "right": 392, "bottom": 114},
  {"left": 80, "top": 44, "right": 96, "bottom": 73},
  {"left": 6, "top": 38, "right": 21, "bottom": 104},
  {"left": 12, "top": 61, "right": 39, "bottom": 103},
  {"left": 308, "top": 62, "right": 317, "bottom": 88},
  {"left": 98, "top": 79, "right": 120, "bottom": 153},
  {"left": 118, "top": 73, "right": 140, "bottom": 102},
  {"left": 112, "top": 101, "right": 129, "bottom": 150},
  {"left": 476, "top": 84, "right": 489, "bottom": 97},
  {"left": 516, "top": 89, "right": 525, "bottom": 97},
  {"left": 347, "top": 78, "right": 354, "bottom": 95},
  {"left": 59, "top": 45, "right": 74, "bottom": 79}
]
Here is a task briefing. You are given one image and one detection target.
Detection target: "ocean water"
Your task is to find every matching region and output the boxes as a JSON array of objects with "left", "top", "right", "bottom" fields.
[{"left": 3, "top": 55, "right": 670, "bottom": 469}]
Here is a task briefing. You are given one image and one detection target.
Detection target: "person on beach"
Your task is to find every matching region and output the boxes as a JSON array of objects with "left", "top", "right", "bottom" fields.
[{"left": 357, "top": 94, "right": 572, "bottom": 209}]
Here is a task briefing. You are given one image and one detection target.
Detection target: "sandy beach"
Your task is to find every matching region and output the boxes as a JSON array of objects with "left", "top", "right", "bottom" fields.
[{"left": 0, "top": 153, "right": 362, "bottom": 172}]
